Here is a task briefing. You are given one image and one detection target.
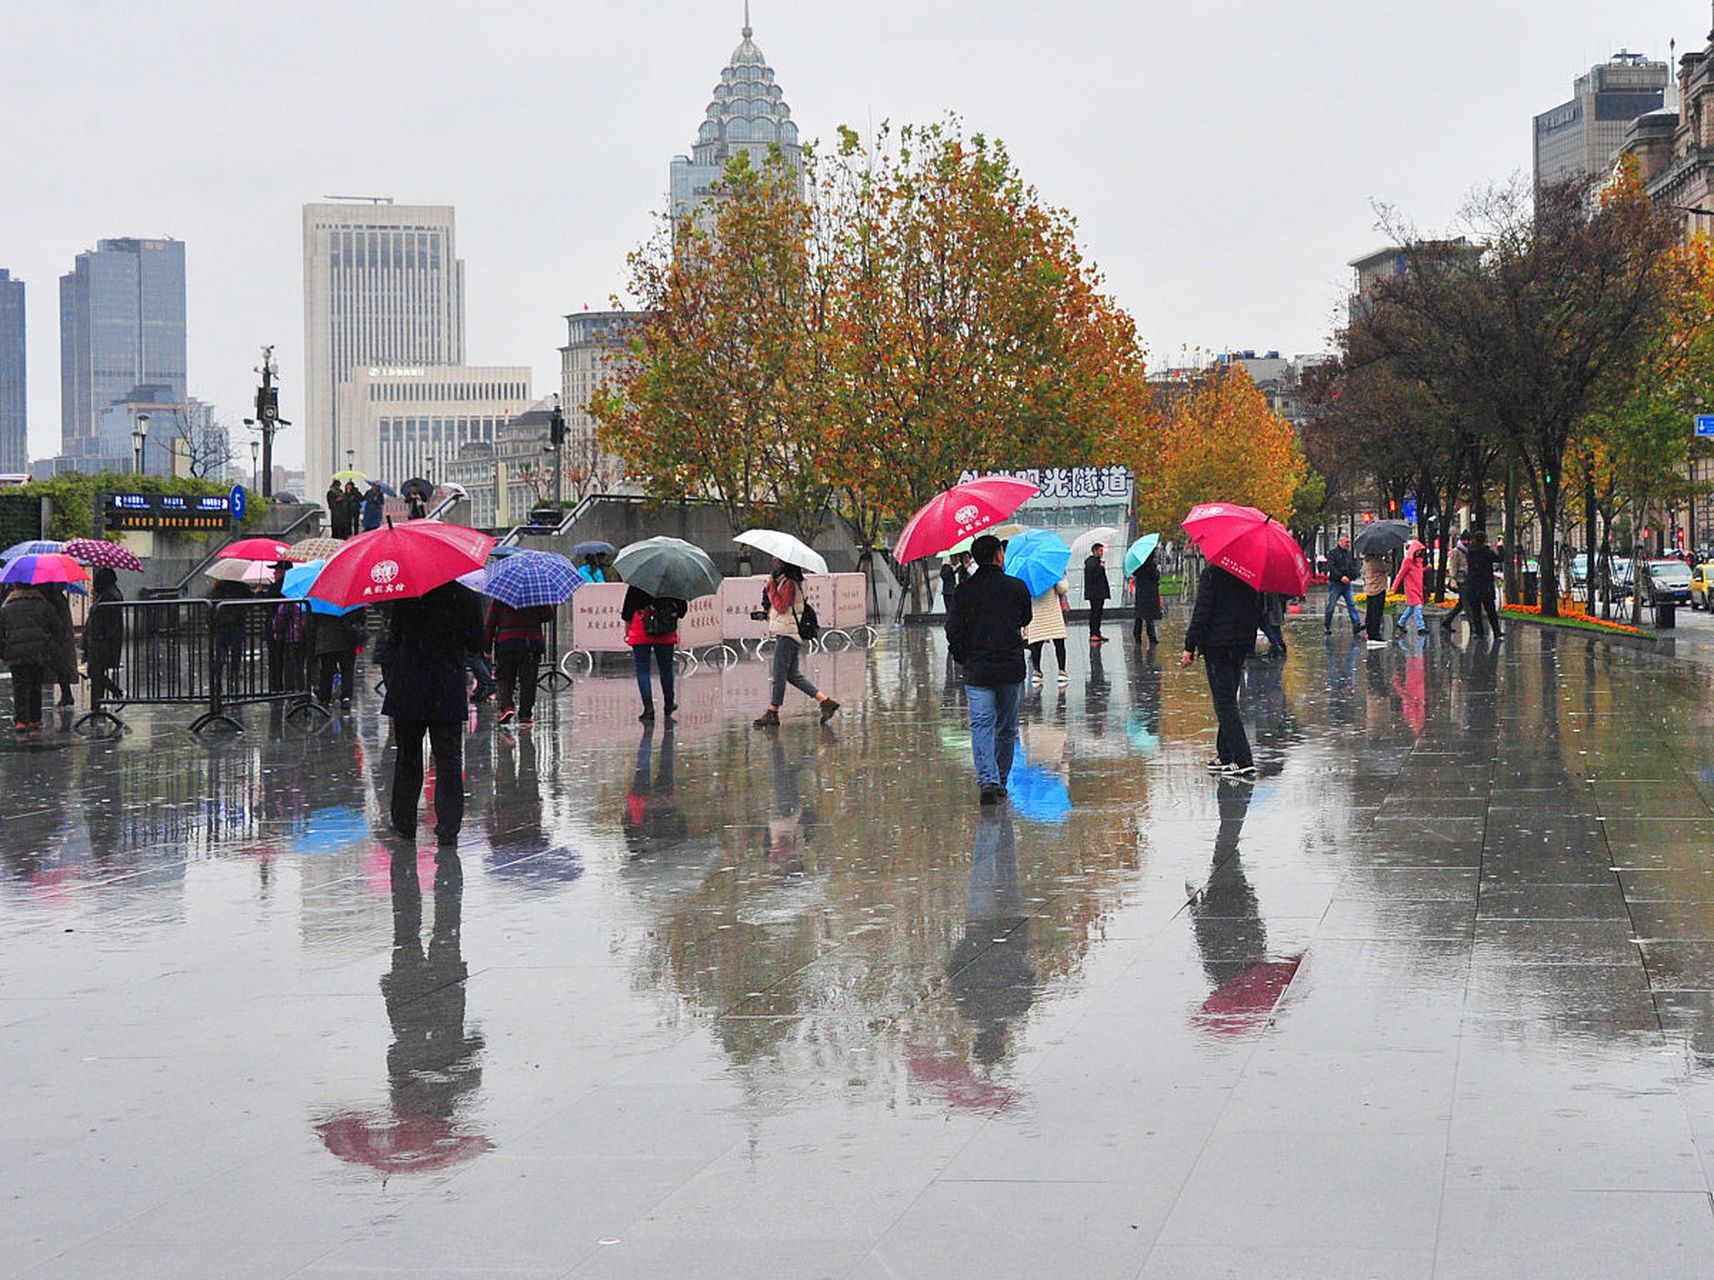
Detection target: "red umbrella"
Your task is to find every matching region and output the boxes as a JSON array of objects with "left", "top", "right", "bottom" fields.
[
  {"left": 316, "top": 1111, "right": 492, "bottom": 1174},
  {"left": 218, "top": 537, "right": 294, "bottom": 562},
  {"left": 894, "top": 476, "right": 1040, "bottom": 563},
  {"left": 312, "top": 520, "right": 495, "bottom": 608},
  {"left": 62, "top": 538, "right": 144, "bottom": 572},
  {"left": 1193, "top": 955, "right": 1303, "bottom": 1036},
  {"left": 1182, "top": 503, "right": 1310, "bottom": 595}
]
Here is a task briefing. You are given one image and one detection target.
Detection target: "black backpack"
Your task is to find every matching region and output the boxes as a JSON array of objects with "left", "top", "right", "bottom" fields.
[
  {"left": 643, "top": 603, "right": 678, "bottom": 637},
  {"left": 795, "top": 599, "right": 820, "bottom": 642}
]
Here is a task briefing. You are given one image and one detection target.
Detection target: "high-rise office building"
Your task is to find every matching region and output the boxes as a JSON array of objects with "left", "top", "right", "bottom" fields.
[
  {"left": 0, "top": 270, "right": 23, "bottom": 474},
  {"left": 669, "top": 14, "right": 802, "bottom": 220},
  {"left": 302, "top": 201, "right": 465, "bottom": 495},
  {"left": 1534, "top": 51, "right": 1670, "bottom": 190},
  {"left": 336, "top": 364, "right": 528, "bottom": 496},
  {"left": 560, "top": 310, "right": 636, "bottom": 498},
  {"left": 59, "top": 238, "right": 187, "bottom": 460}
]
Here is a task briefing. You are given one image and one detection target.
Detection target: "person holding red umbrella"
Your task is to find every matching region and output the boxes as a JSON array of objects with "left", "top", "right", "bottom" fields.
[
  {"left": 1181, "top": 560, "right": 1264, "bottom": 778},
  {"left": 381, "top": 580, "right": 486, "bottom": 847}
]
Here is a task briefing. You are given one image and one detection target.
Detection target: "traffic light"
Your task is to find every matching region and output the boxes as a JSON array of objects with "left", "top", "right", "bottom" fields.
[{"left": 549, "top": 402, "right": 566, "bottom": 446}]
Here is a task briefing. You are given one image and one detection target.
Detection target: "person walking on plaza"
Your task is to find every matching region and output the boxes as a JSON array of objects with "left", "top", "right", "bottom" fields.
[
  {"left": 361, "top": 483, "right": 386, "bottom": 533},
  {"left": 83, "top": 567, "right": 125, "bottom": 704},
  {"left": 327, "top": 480, "right": 348, "bottom": 539},
  {"left": 622, "top": 583, "right": 685, "bottom": 722},
  {"left": 1084, "top": 543, "right": 1112, "bottom": 643},
  {"left": 383, "top": 580, "right": 484, "bottom": 846},
  {"left": 486, "top": 598, "right": 553, "bottom": 727},
  {"left": 1259, "top": 591, "right": 1288, "bottom": 657},
  {"left": 1441, "top": 531, "right": 1472, "bottom": 632},
  {"left": 0, "top": 583, "right": 65, "bottom": 731},
  {"left": 43, "top": 583, "right": 77, "bottom": 706},
  {"left": 1182, "top": 559, "right": 1264, "bottom": 777},
  {"left": 947, "top": 534, "right": 1033, "bottom": 805},
  {"left": 1362, "top": 549, "right": 1390, "bottom": 647},
  {"left": 311, "top": 606, "right": 367, "bottom": 709},
  {"left": 1391, "top": 539, "right": 1429, "bottom": 637},
  {"left": 579, "top": 554, "right": 606, "bottom": 585},
  {"left": 753, "top": 559, "right": 839, "bottom": 727},
  {"left": 1132, "top": 548, "right": 1163, "bottom": 646},
  {"left": 1463, "top": 529, "right": 1504, "bottom": 640},
  {"left": 1026, "top": 577, "right": 1071, "bottom": 685},
  {"left": 1324, "top": 533, "right": 1361, "bottom": 636},
  {"left": 339, "top": 482, "right": 363, "bottom": 539},
  {"left": 939, "top": 552, "right": 968, "bottom": 614}
]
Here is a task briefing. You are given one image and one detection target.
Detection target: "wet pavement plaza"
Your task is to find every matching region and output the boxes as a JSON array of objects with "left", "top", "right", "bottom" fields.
[{"left": 10, "top": 620, "right": 1714, "bottom": 1278}]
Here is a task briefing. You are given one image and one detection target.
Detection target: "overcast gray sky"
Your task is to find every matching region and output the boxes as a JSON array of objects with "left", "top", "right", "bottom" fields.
[{"left": 6, "top": 0, "right": 1708, "bottom": 469}]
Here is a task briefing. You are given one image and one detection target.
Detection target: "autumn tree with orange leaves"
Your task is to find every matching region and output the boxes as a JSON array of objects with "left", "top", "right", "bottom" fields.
[{"left": 1127, "top": 363, "right": 1302, "bottom": 535}]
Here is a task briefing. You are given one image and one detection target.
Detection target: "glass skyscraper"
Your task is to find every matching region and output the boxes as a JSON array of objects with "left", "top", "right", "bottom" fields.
[
  {"left": 58, "top": 238, "right": 187, "bottom": 464},
  {"left": 0, "top": 269, "right": 23, "bottom": 474}
]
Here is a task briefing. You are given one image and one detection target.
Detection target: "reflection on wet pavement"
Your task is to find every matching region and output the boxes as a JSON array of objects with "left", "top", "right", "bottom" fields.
[{"left": 9, "top": 624, "right": 1714, "bottom": 1276}]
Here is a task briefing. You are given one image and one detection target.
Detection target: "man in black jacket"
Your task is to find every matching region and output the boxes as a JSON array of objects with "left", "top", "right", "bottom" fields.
[
  {"left": 1463, "top": 529, "right": 1504, "bottom": 640},
  {"left": 947, "top": 534, "right": 1033, "bottom": 804},
  {"left": 1182, "top": 561, "right": 1263, "bottom": 776},
  {"left": 1084, "top": 544, "right": 1112, "bottom": 643},
  {"left": 1323, "top": 534, "right": 1362, "bottom": 636},
  {"left": 383, "top": 581, "right": 485, "bottom": 845}
]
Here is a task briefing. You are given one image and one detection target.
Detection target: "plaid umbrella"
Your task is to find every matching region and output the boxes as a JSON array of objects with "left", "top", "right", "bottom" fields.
[
  {"left": 478, "top": 550, "right": 582, "bottom": 609},
  {"left": 1, "top": 540, "right": 63, "bottom": 561},
  {"left": 62, "top": 538, "right": 144, "bottom": 572},
  {"left": 288, "top": 536, "right": 345, "bottom": 562}
]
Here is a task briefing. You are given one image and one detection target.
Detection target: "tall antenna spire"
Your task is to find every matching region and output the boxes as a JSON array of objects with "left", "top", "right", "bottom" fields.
[{"left": 744, "top": 0, "right": 752, "bottom": 38}]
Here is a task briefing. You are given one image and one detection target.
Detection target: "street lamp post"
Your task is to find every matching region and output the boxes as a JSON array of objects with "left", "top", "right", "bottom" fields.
[
  {"left": 132, "top": 412, "right": 151, "bottom": 475},
  {"left": 548, "top": 393, "right": 566, "bottom": 510},
  {"left": 250, "top": 440, "right": 260, "bottom": 491}
]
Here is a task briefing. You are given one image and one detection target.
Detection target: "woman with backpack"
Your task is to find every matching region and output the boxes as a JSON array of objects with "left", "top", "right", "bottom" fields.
[
  {"left": 753, "top": 559, "right": 839, "bottom": 728},
  {"left": 621, "top": 584, "right": 686, "bottom": 723}
]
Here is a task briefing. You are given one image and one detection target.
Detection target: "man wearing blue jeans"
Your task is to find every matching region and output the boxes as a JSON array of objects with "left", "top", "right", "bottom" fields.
[
  {"left": 946, "top": 534, "right": 1034, "bottom": 805},
  {"left": 1323, "top": 533, "right": 1361, "bottom": 635}
]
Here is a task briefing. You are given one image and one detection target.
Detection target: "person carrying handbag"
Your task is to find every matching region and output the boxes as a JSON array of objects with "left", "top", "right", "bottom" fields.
[{"left": 753, "top": 559, "right": 839, "bottom": 728}]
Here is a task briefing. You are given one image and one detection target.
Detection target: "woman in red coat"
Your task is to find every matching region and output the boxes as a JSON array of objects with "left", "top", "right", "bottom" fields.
[{"left": 621, "top": 585, "right": 685, "bottom": 722}]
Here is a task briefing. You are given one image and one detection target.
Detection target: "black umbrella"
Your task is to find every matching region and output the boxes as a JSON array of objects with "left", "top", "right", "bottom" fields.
[
  {"left": 402, "top": 478, "right": 435, "bottom": 499},
  {"left": 571, "top": 540, "right": 616, "bottom": 558},
  {"left": 1352, "top": 520, "right": 1412, "bottom": 557}
]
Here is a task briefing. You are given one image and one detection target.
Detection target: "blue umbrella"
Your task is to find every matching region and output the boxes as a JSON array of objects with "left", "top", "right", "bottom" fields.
[
  {"left": 479, "top": 550, "right": 582, "bottom": 609},
  {"left": 282, "top": 560, "right": 360, "bottom": 616},
  {"left": 293, "top": 805, "right": 370, "bottom": 855},
  {"left": 1006, "top": 761, "right": 1072, "bottom": 824},
  {"left": 571, "top": 540, "right": 616, "bottom": 559},
  {"left": 1, "top": 539, "right": 63, "bottom": 561},
  {"left": 1122, "top": 533, "right": 1161, "bottom": 577},
  {"left": 485, "top": 846, "right": 585, "bottom": 886},
  {"left": 1003, "top": 528, "right": 1071, "bottom": 598}
]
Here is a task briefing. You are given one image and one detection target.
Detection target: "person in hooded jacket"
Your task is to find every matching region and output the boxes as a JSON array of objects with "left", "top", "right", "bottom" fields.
[
  {"left": 42, "top": 583, "right": 78, "bottom": 705},
  {"left": 383, "top": 582, "right": 484, "bottom": 846},
  {"left": 486, "top": 599, "right": 553, "bottom": 727},
  {"left": 361, "top": 483, "right": 386, "bottom": 532},
  {"left": 0, "top": 585, "right": 65, "bottom": 730},
  {"left": 1390, "top": 539, "right": 1429, "bottom": 637},
  {"left": 83, "top": 567, "right": 125, "bottom": 704},
  {"left": 1131, "top": 549, "right": 1163, "bottom": 646}
]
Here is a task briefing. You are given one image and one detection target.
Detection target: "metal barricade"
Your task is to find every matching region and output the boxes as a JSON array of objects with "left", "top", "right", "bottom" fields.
[{"left": 75, "top": 597, "right": 327, "bottom": 737}]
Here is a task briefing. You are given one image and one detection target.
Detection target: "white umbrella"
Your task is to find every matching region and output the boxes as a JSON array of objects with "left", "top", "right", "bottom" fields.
[
  {"left": 206, "top": 558, "right": 277, "bottom": 584},
  {"left": 734, "top": 529, "right": 829, "bottom": 576},
  {"left": 1067, "top": 526, "right": 1121, "bottom": 567},
  {"left": 942, "top": 523, "right": 1028, "bottom": 558}
]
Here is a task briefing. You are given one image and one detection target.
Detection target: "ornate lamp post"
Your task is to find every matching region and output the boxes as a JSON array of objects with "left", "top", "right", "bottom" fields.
[{"left": 132, "top": 412, "right": 151, "bottom": 475}]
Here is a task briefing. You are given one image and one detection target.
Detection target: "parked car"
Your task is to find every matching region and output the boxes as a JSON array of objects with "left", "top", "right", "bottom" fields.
[
  {"left": 1641, "top": 558, "right": 1693, "bottom": 606},
  {"left": 1692, "top": 562, "right": 1714, "bottom": 610}
]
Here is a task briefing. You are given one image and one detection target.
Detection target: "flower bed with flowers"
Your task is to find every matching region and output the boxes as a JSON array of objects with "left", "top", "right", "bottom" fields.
[{"left": 1499, "top": 602, "right": 1644, "bottom": 636}]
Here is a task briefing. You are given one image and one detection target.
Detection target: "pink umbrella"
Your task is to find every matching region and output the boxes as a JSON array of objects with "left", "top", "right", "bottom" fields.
[
  {"left": 218, "top": 537, "right": 294, "bottom": 562},
  {"left": 1182, "top": 503, "right": 1310, "bottom": 595},
  {"left": 316, "top": 1111, "right": 492, "bottom": 1174},
  {"left": 0, "top": 553, "right": 89, "bottom": 586},
  {"left": 62, "top": 538, "right": 144, "bottom": 572},
  {"left": 312, "top": 520, "right": 495, "bottom": 608},
  {"left": 894, "top": 476, "right": 1040, "bottom": 564}
]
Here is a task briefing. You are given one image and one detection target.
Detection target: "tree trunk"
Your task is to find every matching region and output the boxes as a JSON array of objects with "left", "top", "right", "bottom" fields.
[
  {"left": 1503, "top": 453, "right": 1521, "bottom": 603},
  {"left": 1537, "top": 477, "right": 1560, "bottom": 618}
]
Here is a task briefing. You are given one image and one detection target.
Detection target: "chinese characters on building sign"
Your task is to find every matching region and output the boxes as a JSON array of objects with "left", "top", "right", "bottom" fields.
[{"left": 956, "top": 466, "right": 1133, "bottom": 500}]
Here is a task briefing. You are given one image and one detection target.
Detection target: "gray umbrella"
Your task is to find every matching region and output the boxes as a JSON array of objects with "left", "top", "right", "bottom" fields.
[
  {"left": 1351, "top": 520, "right": 1412, "bottom": 557},
  {"left": 612, "top": 536, "right": 723, "bottom": 600}
]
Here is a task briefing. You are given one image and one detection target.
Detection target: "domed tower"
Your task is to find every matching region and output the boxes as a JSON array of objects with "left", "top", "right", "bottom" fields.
[{"left": 670, "top": 8, "right": 803, "bottom": 220}]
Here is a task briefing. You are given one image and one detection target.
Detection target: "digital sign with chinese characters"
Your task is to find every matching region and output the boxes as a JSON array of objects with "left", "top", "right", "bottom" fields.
[{"left": 102, "top": 492, "right": 234, "bottom": 531}]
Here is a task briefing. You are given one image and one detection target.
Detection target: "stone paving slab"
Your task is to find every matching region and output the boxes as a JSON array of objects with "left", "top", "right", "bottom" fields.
[{"left": 6, "top": 619, "right": 1714, "bottom": 1277}]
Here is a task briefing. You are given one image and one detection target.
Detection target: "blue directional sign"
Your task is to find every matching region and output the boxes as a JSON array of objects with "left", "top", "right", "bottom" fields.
[
  {"left": 1695, "top": 415, "right": 1714, "bottom": 437},
  {"left": 1402, "top": 495, "right": 1418, "bottom": 524},
  {"left": 230, "top": 483, "right": 246, "bottom": 523}
]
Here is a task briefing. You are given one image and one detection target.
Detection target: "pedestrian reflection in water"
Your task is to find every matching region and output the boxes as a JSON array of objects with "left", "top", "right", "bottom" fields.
[
  {"left": 1084, "top": 645, "right": 1110, "bottom": 737},
  {"left": 765, "top": 733, "right": 821, "bottom": 877},
  {"left": 1190, "top": 779, "right": 1300, "bottom": 1034},
  {"left": 1123, "top": 640, "right": 1163, "bottom": 755},
  {"left": 314, "top": 848, "right": 490, "bottom": 1175},
  {"left": 485, "top": 733, "right": 581, "bottom": 885},
  {"left": 949, "top": 809, "right": 1035, "bottom": 1067},
  {"left": 623, "top": 724, "right": 687, "bottom": 858}
]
